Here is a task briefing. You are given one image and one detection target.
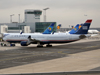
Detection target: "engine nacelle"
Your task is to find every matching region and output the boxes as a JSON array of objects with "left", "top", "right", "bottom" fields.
[
  {"left": 20, "top": 41, "right": 28, "bottom": 46},
  {"left": 79, "top": 35, "right": 86, "bottom": 39}
]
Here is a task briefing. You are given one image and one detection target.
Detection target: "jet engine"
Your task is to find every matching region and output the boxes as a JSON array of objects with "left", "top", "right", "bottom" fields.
[
  {"left": 20, "top": 41, "right": 28, "bottom": 46},
  {"left": 79, "top": 35, "right": 86, "bottom": 39}
]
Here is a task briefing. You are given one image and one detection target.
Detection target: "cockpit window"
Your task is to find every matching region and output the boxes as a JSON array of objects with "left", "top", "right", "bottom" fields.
[{"left": 3, "top": 34, "right": 10, "bottom": 37}]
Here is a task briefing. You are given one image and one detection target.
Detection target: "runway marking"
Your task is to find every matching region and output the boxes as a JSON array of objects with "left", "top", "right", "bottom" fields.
[{"left": 58, "top": 51, "right": 69, "bottom": 55}]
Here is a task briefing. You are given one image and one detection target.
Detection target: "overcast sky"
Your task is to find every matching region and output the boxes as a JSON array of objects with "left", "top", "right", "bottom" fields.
[{"left": 0, "top": 0, "right": 100, "bottom": 28}]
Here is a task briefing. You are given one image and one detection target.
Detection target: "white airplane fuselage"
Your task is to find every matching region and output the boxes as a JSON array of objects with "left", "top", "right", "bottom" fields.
[{"left": 3, "top": 33, "right": 80, "bottom": 44}]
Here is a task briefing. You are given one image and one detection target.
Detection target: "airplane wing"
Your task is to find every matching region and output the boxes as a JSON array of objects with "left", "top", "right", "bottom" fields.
[
  {"left": 29, "top": 38, "right": 41, "bottom": 42},
  {"left": 28, "top": 36, "right": 41, "bottom": 43}
]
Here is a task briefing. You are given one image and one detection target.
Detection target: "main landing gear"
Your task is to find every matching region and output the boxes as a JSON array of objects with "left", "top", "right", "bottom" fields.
[
  {"left": 37, "top": 44, "right": 52, "bottom": 47},
  {"left": 37, "top": 42, "right": 43, "bottom": 47},
  {"left": 37, "top": 45, "right": 43, "bottom": 47},
  {"left": 37, "top": 42, "right": 52, "bottom": 47},
  {"left": 46, "top": 44, "right": 52, "bottom": 47},
  {"left": 10, "top": 43, "right": 15, "bottom": 46}
]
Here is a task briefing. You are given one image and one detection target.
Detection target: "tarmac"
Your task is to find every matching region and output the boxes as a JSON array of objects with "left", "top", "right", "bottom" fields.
[{"left": 0, "top": 35, "right": 100, "bottom": 74}]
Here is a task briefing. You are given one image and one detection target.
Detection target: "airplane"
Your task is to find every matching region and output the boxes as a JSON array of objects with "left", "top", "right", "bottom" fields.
[
  {"left": 3, "top": 19, "right": 92, "bottom": 47},
  {"left": 88, "top": 30, "right": 99, "bottom": 34},
  {"left": 2, "top": 23, "right": 55, "bottom": 46}
]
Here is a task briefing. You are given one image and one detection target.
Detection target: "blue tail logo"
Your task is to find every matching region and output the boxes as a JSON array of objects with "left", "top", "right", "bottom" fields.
[
  {"left": 79, "top": 25, "right": 82, "bottom": 29},
  {"left": 57, "top": 24, "right": 61, "bottom": 29},
  {"left": 42, "top": 23, "right": 55, "bottom": 34},
  {"left": 48, "top": 27, "right": 52, "bottom": 31}
]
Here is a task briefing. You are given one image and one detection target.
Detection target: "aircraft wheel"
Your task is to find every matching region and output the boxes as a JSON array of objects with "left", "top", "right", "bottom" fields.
[
  {"left": 46, "top": 45, "right": 52, "bottom": 47},
  {"left": 10, "top": 44, "right": 15, "bottom": 46},
  {"left": 4, "top": 44, "right": 7, "bottom": 46},
  {"left": 12, "top": 44, "right": 15, "bottom": 46},
  {"left": 37, "top": 45, "right": 43, "bottom": 47}
]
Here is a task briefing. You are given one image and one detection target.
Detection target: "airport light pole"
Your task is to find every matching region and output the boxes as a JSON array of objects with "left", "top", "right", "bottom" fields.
[
  {"left": 43, "top": 7, "right": 49, "bottom": 22},
  {"left": 18, "top": 14, "right": 21, "bottom": 31},
  {"left": 10, "top": 14, "right": 14, "bottom": 23},
  {"left": 18, "top": 14, "right": 20, "bottom": 23},
  {"left": 69, "top": 25, "right": 70, "bottom": 31}
]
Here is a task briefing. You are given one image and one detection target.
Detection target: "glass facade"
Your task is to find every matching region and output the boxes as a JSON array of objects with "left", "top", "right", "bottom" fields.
[
  {"left": 8, "top": 25, "right": 26, "bottom": 30},
  {"left": 25, "top": 10, "right": 42, "bottom": 15},
  {"left": 8, "top": 27, "right": 20, "bottom": 30},
  {"left": 35, "top": 22, "right": 56, "bottom": 33}
]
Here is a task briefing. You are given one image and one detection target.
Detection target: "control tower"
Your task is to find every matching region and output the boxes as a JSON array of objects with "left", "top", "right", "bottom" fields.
[{"left": 25, "top": 10, "right": 42, "bottom": 23}]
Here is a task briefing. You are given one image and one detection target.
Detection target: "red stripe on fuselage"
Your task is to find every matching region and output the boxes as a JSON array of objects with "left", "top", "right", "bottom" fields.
[
  {"left": 41, "top": 40, "right": 79, "bottom": 41},
  {"left": 6, "top": 40, "right": 28, "bottom": 41}
]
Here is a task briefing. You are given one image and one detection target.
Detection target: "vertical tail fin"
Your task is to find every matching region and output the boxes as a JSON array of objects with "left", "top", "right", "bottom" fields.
[
  {"left": 69, "top": 24, "right": 82, "bottom": 34},
  {"left": 42, "top": 23, "right": 55, "bottom": 34},
  {"left": 75, "top": 19, "right": 92, "bottom": 34},
  {"left": 57, "top": 24, "right": 61, "bottom": 29},
  {"left": 69, "top": 19, "right": 92, "bottom": 34},
  {"left": 72, "top": 26, "right": 74, "bottom": 29},
  {"left": 52, "top": 24, "right": 61, "bottom": 34}
]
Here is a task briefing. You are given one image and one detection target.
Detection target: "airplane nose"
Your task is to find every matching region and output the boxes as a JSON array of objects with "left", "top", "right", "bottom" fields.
[{"left": 2, "top": 37, "right": 6, "bottom": 41}]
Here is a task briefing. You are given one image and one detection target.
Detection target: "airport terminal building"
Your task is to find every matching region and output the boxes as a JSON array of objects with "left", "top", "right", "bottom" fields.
[{"left": 0, "top": 9, "right": 56, "bottom": 33}]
